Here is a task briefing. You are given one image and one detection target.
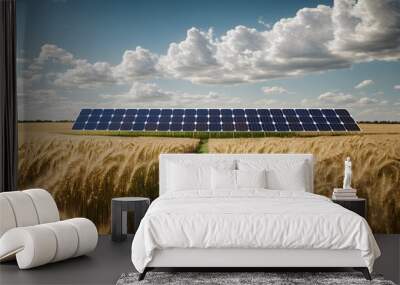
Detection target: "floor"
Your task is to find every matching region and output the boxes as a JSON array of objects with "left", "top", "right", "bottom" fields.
[{"left": 0, "top": 234, "right": 399, "bottom": 285}]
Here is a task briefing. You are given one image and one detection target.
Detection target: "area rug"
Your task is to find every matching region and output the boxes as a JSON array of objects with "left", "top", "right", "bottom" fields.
[{"left": 116, "top": 271, "right": 395, "bottom": 285}]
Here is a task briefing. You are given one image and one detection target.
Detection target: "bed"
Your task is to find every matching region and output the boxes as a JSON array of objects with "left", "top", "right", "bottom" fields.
[{"left": 131, "top": 154, "right": 380, "bottom": 280}]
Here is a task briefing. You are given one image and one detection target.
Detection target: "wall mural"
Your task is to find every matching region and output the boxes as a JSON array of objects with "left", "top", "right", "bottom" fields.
[{"left": 17, "top": 0, "right": 400, "bottom": 234}]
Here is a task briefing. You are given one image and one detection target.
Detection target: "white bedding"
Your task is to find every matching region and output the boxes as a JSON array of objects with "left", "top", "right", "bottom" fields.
[{"left": 131, "top": 190, "right": 380, "bottom": 273}]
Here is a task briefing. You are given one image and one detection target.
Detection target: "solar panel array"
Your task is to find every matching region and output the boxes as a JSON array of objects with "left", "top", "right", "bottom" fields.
[{"left": 72, "top": 108, "right": 360, "bottom": 132}]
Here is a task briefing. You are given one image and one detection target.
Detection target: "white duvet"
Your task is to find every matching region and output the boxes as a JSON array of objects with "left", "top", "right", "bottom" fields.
[{"left": 131, "top": 190, "right": 380, "bottom": 273}]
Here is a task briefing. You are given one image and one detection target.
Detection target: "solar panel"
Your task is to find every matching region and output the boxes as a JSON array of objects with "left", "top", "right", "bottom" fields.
[{"left": 73, "top": 108, "right": 359, "bottom": 132}]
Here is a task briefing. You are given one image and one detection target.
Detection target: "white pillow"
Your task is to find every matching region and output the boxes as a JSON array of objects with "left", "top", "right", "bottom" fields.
[
  {"left": 167, "top": 162, "right": 210, "bottom": 191},
  {"left": 167, "top": 160, "right": 236, "bottom": 192},
  {"left": 236, "top": 169, "right": 267, "bottom": 189},
  {"left": 238, "top": 159, "right": 309, "bottom": 191},
  {"left": 211, "top": 168, "right": 236, "bottom": 190}
]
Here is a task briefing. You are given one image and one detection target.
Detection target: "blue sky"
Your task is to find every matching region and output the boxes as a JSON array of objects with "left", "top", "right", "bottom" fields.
[{"left": 17, "top": 0, "right": 400, "bottom": 121}]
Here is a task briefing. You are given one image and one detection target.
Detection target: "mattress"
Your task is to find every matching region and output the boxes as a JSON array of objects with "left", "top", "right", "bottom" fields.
[{"left": 131, "top": 190, "right": 380, "bottom": 273}]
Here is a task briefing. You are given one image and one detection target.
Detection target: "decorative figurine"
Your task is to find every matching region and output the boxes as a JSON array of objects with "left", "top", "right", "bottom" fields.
[{"left": 343, "top": 157, "right": 352, "bottom": 189}]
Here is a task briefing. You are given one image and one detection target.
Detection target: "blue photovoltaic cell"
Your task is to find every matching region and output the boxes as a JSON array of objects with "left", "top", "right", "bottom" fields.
[
  {"left": 149, "top": 109, "right": 161, "bottom": 116},
  {"left": 209, "top": 109, "right": 220, "bottom": 116},
  {"left": 109, "top": 123, "right": 121, "bottom": 130},
  {"left": 72, "top": 122, "right": 85, "bottom": 130},
  {"left": 126, "top": 109, "right": 137, "bottom": 116},
  {"left": 270, "top": 109, "right": 283, "bottom": 117},
  {"left": 184, "top": 116, "right": 196, "bottom": 123},
  {"left": 260, "top": 116, "right": 273, "bottom": 123},
  {"left": 326, "top": 117, "right": 341, "bottom": 124},
  {"left": 196, "top": 123, "right": 208, "bottom": 131},
  {"left": 309, "top": 109, "right": 323, "bottom": 117},
  {"left": 72, "top": 108, "right": 359, "bottom": 132},
  {"left": 91, "top": 109, "right": 102, "bottom": 116},
  {"left": 321, "top": 109, "right": 336, "bottom": 117},
  {"left": 249, "top": 123, "right": 262, "bottom": 131},
  {"left": 147, "top": 116, "right": 158, "bottom": 123},
  {"left": 330, "top": 124, "right": 346, "bottom": 131},
  {"left": 159, "top": 116, "right": 171, "bottom": 123},
  {"left": 262, "top": 123, "right": 276, "bottom": 132},
  {"left": 275, "top": 124, "right": 289, "bottom": 132},
  {"left": 245, "top": 109, "right": 258, "bottom": 117},
  {"left": 233, "top": 109, "right": 245, "bottom": 116},
  {"left": 84, "top": 122, "right": 97, "bottom": 130},
  {"left": 132, "top": 123, "right": 145, "bottom": 131},
  {"left": 286, "top": 116, "right": 300, "bottom": 123},
  {"left": 313, "top": 117, "right": 327, "bottom": 124},
  {"left": 97, "top": 122, "right": 109, "bottom": 130},
  {"left": 283, "top": 109, "right": 296, "bottom": 116},
  {"left": 222, "top": 116, "right": 234, "bottom": 123},
  {"left": 76, "top": 115, "right": 89, "bottom": 123},
  {"left": 209, "top": 116, "right": 221, "bottom": 123},
  {"left": 221, "top": 109, "right": 233, "bottom": 116},
  {"left": 145, "top": 123, "right": 157, "bottom": 131},
  {"left": 302, "top": 124, "right": 318, "bottom": 131},
  {"left": 222, "top": 123, "right": 234, "bottom": 131},
  {"left": 197, "top": 109, "right": 208, "bottom": 116},
  {"left": 197, "top": 116, "right": 208, "bottom": 123},
  {"left": 289, "top": 123, "right": 303, "bottom": 131},
  {"left": 335, "top": 109, "right": 350, "bottom": 117},
  {"left": 170, "top": 123, "right": 182, "bottom": 131},
  {"left": 299, "top": 116, "right": 313, "bottom": 124},
  {"left": 183, "top": 124, "right": 195, "bottom": 131},
  {"left": 246, "top": 117, "right": 260, "bottom": 123},
  {"left": 316, "top": 123, "right": 331, "bottom": 131},
  {"left": 173, "top": 109, "right": 184, "bottom": 116},
  {"left": 257, "top": 109, "right": 270, "bottom": 116},
  {"left": 161, "top": 109, "right": 172, "bottom": 116},
  {"left": 185, "top": 109, "right": 196, "bottom": 116},
  {"left": 340, "top": 116, "right": 356, "bottom": 124},
  {"left": 103, "top": 109, "right": 114, "bottom": 116},
  {"left": 344, "top": 124, "right": 360, "bottom": 131},
  {"left": 235, "top": 123, "right": 248, "bottom": 131},
  {"left": 272, "top": 116, "right": 286, "bottom": 123},
  {"left": 209, "top": 124, "right": 222, "bottom": 131},
  {"left": 114, "top": 109, "right": 126, "bottom": 116},
  {"left": 295, "top": 109, "right": 309, "bottom": 117},
  {"left": 120, "top": 123, "right": 132, "bottom": 131},
  {"left": 234, "top": 116, "right": 246, "bottom": 123},
  {"left": 137, "top": 109, "right": 149, "bottom": 116}
]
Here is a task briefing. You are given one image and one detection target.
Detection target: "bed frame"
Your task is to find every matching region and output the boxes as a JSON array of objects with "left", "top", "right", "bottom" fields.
[{"left": 139, "top": 154, "right": 371, "bottom": 280}]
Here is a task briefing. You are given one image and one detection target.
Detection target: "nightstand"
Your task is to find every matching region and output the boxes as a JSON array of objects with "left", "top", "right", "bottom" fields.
[
  {"left": 111, "top": 197, "right": 150, "bottom": 242},
  {"left": 332, "top": 198, "right": 366, "bottom": 218}
]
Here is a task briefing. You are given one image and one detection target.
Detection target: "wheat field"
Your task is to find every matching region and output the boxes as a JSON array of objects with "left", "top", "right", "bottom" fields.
[
  {"left": 208, "top": 133, "right": 400, "bottom": 233},
  {"left": 18, "top": 124, "right": 199, "bottom": 233},
  {"left": 17, "top": 123, "right": 400, "bottom": 233}
]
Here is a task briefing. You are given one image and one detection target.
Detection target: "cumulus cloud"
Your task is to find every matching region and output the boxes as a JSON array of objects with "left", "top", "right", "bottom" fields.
[
  {"left": 355, "top": 79, "right": 374, "bottom": 89},
  {"left": 262, "top": 86, "right": 289, "bottom": 95},
  {"left": 23, "top": 0, "right": 400, "bottom": 88},
  {"left": 113, "top": 47, "right": 159, "bottom": 82}
]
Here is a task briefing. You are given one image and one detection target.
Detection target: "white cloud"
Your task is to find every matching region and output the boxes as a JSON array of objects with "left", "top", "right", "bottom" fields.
[
  {"left": 113, "top": 47, "right": 159, "bottom": 82},
  {"left": 54, "top": 61, "right": 116, "bottom": 89},
  {"left": 355, "top": 79, "right": 374, "bottom": 89},
  {"left": 394, "top": 85, "right": 400, "bottom": 90},
  {"left": 22, "top": 0, "right": 400, "bottom": 88},
  {"left": 318, "top": 91, "right": 382, "bottom": 107},
  {"left": 261, "top": 86, "right": 289, "bottom": 95}
]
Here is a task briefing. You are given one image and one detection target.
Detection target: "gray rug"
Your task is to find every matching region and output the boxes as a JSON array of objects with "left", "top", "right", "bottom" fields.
[{"left": 116, "top": 272, "right": 396, "bottom": 285}]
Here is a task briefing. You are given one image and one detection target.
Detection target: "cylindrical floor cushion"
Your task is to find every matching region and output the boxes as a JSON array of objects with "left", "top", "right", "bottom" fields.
[{"left": 0, "top": 189, "right": 98, "bottom": 269}]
